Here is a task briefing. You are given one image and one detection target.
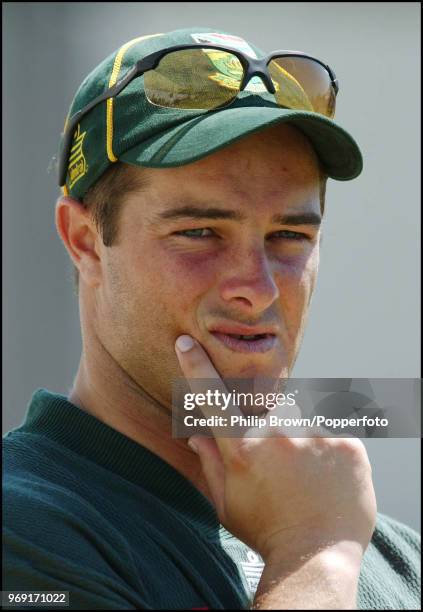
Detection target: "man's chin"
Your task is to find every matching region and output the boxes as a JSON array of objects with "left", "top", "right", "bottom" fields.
[{"left": 216, "top": 359, "right": 290, "bottom": 385}]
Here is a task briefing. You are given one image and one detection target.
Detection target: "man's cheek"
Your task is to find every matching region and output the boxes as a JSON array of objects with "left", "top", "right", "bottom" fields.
[{"left": 158, "top": 247, "right": 222, "bottom": 290}]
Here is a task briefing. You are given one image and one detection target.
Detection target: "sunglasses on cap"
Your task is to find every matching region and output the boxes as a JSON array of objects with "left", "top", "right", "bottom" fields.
[{"left": 59, "top": 43, "right": 339, "bottom": 187}]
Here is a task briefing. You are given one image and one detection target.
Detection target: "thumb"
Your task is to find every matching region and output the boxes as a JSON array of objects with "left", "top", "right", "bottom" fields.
[{"left": 188, "top": 435, "right": 226, "bottom": 519}]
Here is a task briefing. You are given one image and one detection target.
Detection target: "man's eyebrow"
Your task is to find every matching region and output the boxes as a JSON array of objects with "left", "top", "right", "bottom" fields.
[
  {"left": 157, "top": 205, "right": 245, "bottom": 221},
  {"left": 271, "top": 212, "right": 322, "bottom": 226},
  {"left": 156, "top": 205, "right": 321, "bottom": 226}
]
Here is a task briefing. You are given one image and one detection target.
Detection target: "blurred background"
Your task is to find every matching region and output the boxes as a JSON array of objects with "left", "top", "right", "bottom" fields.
[{"left": 3, "top": 2, "right": 421, "bottom": 531}]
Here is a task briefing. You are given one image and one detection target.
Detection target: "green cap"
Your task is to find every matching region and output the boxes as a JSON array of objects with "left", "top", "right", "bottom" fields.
[{"left": 60, "top": 26, "right": 363, "bottom": 200}]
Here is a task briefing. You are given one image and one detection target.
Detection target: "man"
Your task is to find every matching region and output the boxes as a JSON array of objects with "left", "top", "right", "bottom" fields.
[{"left": 3, "top": 27, "right": 420, "bottom": 610}]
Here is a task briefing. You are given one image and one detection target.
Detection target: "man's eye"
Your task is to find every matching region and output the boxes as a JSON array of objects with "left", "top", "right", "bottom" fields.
[
  {"left": 173, "top": 228, "right": 309, "bottom": 240},
  {"left": 269, "top": 230, "right": 308, "bottom": 241},
  {"left": 175, "top": 228, "right": 215, "bottom": 238}
]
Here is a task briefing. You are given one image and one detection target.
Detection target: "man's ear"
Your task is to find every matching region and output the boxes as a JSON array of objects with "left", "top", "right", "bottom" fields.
[{"left": 55, "top": 196, "right": 102, "bottom": 287}]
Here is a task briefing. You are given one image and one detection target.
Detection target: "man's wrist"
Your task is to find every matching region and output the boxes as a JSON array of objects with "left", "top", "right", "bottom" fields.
[{"left": 252, "top": 548, "right": 362, "bottom": 610}]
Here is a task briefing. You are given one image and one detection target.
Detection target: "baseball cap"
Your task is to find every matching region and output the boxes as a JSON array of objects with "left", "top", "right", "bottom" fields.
[{"left": 59, "top": 26, "right": 363, "bottom": 200}]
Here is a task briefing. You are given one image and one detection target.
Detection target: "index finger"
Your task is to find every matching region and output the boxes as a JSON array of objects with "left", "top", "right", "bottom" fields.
[{"left": 175, "top": 335, "right": 244, "bottom": 456}]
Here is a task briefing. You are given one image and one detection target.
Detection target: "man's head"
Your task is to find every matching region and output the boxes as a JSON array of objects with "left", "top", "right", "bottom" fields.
[
  {"left": 55, "top": 27, "right": 362, "bottom": 407},
  {"left": 57, "top": 123, "right": 324, "bottom": 404}
]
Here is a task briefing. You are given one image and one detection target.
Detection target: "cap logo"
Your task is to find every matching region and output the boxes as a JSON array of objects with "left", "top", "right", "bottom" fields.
[
  {"left": 191, "top": 32, "right": 267, "bottom": 93},
  {"left": 68, "top": 124, "right": 88, "bottom": 189}
]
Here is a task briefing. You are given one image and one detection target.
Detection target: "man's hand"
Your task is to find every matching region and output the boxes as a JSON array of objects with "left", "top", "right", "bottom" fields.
[{"left": 175, "top": 335, "right": 377, "bottom": 609}]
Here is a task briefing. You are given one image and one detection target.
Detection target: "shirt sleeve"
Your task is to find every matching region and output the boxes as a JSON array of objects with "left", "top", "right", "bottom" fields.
[
  {"left": 358, "top": 512, "right": 421, "bottom": 610},
  {"left": 3, "top": 478, "right": 151, "bottom": 610}
]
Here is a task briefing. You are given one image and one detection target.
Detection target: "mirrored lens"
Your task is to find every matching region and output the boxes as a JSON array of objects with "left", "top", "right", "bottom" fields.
[
  {"left": 268, "top": 56, "right": 336, "bottom": 118},
  {"left": 144, "top": 48, "right": 244, "bottom": 110}
]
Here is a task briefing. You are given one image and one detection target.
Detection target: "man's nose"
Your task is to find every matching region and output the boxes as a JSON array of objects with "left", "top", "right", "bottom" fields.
[{"left": 219, "top": 246, "right": 280, "bottom": 312}]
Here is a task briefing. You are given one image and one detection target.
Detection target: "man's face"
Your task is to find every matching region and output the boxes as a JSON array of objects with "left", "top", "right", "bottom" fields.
[{"left": 93, "top": 124, "right": 322, "bottom": 406}]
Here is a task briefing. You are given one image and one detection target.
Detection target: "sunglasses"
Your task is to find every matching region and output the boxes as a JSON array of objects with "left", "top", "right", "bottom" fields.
[{"left": 59, "top": 43, "right": 339, "bottom": 187}]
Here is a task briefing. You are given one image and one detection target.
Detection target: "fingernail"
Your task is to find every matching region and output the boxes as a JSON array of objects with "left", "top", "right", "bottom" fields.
[
  {"left": 176, "top": 335, "right": 194, "bottom": 352},
  {"left": 188, "top": 438, "right": 198, "bottom": 453}
]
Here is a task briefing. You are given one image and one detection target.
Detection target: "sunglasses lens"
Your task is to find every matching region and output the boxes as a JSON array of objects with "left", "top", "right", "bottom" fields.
[
  {"left": 144, "top": 48, "right": 243, "bottom": 110},
  {"left": 269, "top": 56, "right": 336, "bottom": 118}
]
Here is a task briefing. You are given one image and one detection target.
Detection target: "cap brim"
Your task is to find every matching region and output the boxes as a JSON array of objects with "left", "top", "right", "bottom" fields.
[{"left": 120, "top": 106, "right": 363, "bottom": 181}]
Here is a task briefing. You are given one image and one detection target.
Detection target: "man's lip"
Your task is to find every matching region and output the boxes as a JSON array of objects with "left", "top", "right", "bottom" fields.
[
  {"left": 210, "top": 331, "right": 277, "bottom": 354},
  {"left": 208, "top": 323, "right": 279, "bottom": 336}
]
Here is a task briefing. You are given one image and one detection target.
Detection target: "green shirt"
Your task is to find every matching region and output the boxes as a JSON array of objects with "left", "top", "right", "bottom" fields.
[{"left": 3, "top": 389, "right": 421, "bottom": 610}]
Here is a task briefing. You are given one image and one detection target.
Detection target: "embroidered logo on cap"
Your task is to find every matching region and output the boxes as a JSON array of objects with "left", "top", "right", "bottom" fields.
[
  {"left": 191, "top": 32, "right": 267, "bottom": 93},
  {"left": 68, "top": 124, "right": 88, "bottom": 189}
]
